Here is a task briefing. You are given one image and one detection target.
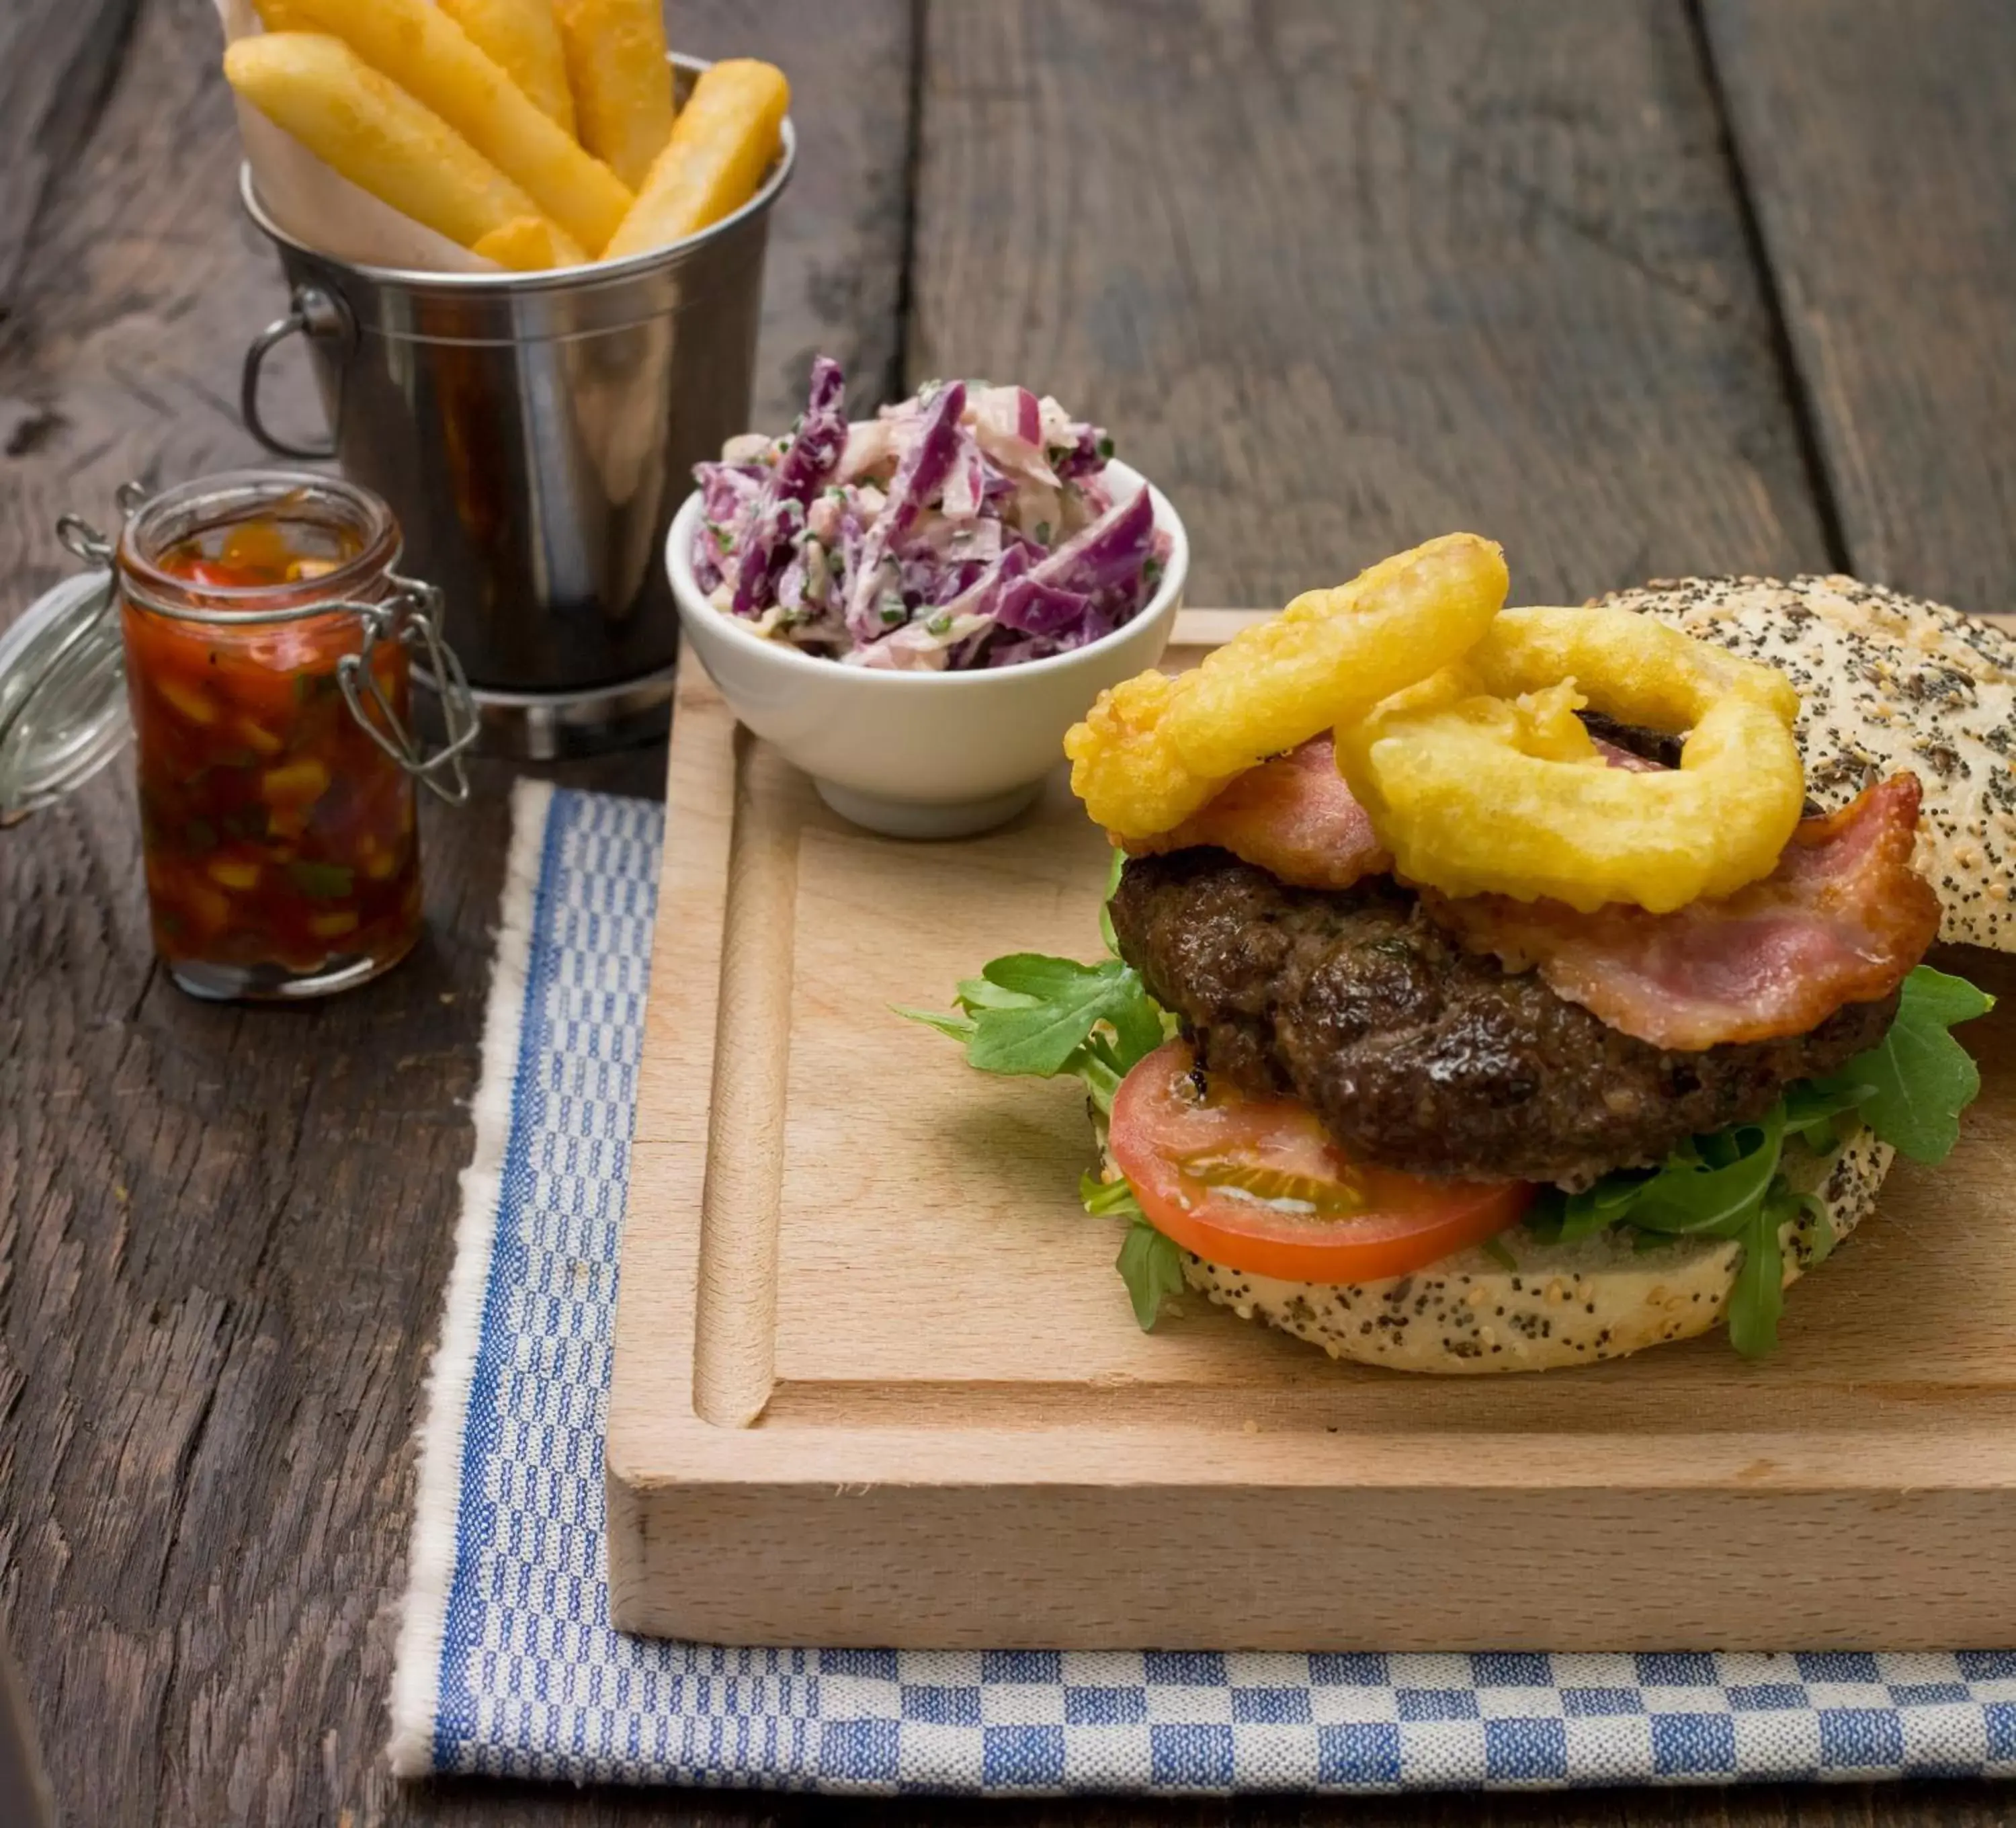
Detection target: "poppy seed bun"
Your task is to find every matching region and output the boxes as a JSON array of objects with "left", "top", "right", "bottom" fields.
[
  {"left": 1603, "top": 574, "right": 2016, "bottom": 951},
  {"left": 1176, "top": 1124, "right": 1891, "bottom": 1374}
]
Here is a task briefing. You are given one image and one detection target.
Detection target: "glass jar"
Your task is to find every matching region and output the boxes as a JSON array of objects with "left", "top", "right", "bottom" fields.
[{"left": 0, "top": 470, "right": 475, "bottom": 999}]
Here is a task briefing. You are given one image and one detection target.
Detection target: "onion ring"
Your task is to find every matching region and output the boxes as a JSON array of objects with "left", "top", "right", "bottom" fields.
[
  {"left": 1337, "top": 606, "right": 1805, "bottom": 913},
  {"left": 1065, "top": 533, "right": 1508, "bottom": 838}
]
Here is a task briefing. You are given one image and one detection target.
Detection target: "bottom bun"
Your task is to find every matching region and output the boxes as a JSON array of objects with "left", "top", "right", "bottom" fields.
[{"left": 1179, "top": 1125, "right": 1893, "bottom": 1373}]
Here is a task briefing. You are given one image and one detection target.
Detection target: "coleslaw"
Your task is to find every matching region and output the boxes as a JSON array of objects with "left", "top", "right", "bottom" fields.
[{"left": 691, "top": 356, "right": 1171, "bottom": 669}]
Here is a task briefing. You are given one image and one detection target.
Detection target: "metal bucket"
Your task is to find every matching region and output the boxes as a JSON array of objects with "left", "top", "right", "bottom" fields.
[{"left": 237, "top": 56, "right": 794, "bottom": 756}]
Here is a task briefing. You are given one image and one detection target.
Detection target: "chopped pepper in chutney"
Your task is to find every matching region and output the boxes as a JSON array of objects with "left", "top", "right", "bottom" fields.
[{"left": 122, "top": 505, "right": 423, "bottom": 993}]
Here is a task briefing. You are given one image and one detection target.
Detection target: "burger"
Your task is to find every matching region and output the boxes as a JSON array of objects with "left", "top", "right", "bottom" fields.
[{"left": 902, "top": 539, "right": 1999, "bottom": 1372}]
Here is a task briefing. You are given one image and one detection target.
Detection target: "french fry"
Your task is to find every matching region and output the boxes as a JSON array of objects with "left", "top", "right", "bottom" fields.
[
  {"left": 471, "top": 215, "right": 587, "bottom": 270},
  {"left": 436, "top": 0, "right": 577, "bottom": 135},
  {"left": 255, "top": 0, "right": 632, "bottom": 255},
  {"left": 602, "top": 59, "right": 788, "bottom": 261},
  {"left": 553, "top": 0, "right": 676, "bottom": 190},
  {"left": 224, "top": 34, "right": 571, "bottom": 255}
]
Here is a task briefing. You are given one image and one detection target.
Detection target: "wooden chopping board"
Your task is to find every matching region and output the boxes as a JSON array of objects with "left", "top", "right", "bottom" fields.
[{"left": 607, "top": 610, "right": 2016, "bottom": 1650}]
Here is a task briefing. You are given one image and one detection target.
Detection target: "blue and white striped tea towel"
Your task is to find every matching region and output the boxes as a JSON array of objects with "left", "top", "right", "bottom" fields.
[{"left": 387, "top": 781, "right": 2016, "bottom": 1793}]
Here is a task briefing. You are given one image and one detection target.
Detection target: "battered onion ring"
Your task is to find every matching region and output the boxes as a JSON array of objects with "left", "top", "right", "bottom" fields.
[
  {"left": 1065, "top": 533, "right": 1509, "bottom": 838},
  {"left": 1337, "top": 606, "right": 1805, "bottom": 913}
]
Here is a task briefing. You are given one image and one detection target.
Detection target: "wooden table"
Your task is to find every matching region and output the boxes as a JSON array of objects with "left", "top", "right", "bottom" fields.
[{"left": 3, "top": 1, "right": 2012, "bottom": 1822}]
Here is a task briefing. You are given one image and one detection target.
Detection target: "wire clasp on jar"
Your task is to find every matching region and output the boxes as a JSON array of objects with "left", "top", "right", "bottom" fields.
[{"left": 336, "top": 575, "right": 477, "bottom": 806}]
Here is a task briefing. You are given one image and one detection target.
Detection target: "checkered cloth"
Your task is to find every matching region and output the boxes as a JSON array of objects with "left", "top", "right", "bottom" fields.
[{"left": 386, "top": 782, "right": 2016, "bottom": 1792}]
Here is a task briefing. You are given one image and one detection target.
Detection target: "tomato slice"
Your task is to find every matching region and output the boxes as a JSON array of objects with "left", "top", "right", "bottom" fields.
[{"left": 1107, "top": 1040, "right": 1532, "bottom": 1284}]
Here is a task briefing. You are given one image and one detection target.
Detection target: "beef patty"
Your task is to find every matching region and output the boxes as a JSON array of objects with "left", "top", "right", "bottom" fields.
[{"left": 1108, "top": 849, "right": 1897, "bottom": 1188}]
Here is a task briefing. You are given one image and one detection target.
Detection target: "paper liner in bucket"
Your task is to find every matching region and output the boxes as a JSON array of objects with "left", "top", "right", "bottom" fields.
[{"left": 213, "top": 0, "right": 499, "bottom": 273}]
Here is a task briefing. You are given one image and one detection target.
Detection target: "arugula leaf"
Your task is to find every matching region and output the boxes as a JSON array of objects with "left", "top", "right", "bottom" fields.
[
  {"left": 1527, "top": 1168, "right": 1656, "bottom": 1246},
  {"left": 964, "top": 955, "right": 1144, "bottom": 1077},
  {"left": 1099, "top": 848, "right": 1126, "bottom": 958},
  {"left": 1625, "top": 1108, "right": 1781, "bottom": 1238},
  {"left": 980, "top": 953, "right": 1111, "bottom": 999},
  {"left": 955, "top": 974, "right": 1038, "bottom": 1011},
  {"left": 898, "top": 923, "right": 1168, "bottom": 1093},
  {"left": 1727, "top": 1186, "right": 1790, "bottom": 1358},
  {"left": 1693, "top": 1128, "right": 1745, "bottom": 1171},
  {"left": 888, "top": 1004, "right": 974, "bottom": 1043},
  {"left": 1900, "top": 960, "right": 1999, "bottom": 1028},
  {"left": 1073, "top": 1049, "right": 1126, "bottom": 1116},
  {"left": 1079, "top": 1169, "right": 1142, "bottom": 1218},
  {"left": 1115, "top": 1218, "right": 1186, "bottom": 1329},
  {"left": 1821, "top": 964, "right": 1994, "bottom": 1163},
  {"left": 1081, "top": 1172, "right": 1187, "bottom": 1327},
  {"left": 1534, "top": 1107, "right": 1790, "bottom": 1357},
  {"left": 1105, "top": 980, "right": 1167, "bottom": 1064},
  {"left": 1781, "top": 1078, "right": 1870, "bottom": 1151}
]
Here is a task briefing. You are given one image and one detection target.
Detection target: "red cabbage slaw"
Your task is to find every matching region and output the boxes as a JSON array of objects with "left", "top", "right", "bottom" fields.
[{"left": 691, "top": 357, "right": 1172, "bottom": 669}]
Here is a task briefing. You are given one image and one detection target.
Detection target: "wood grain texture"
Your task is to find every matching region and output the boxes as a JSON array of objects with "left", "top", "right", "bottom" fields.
[
  {"left": 687, "top": 739, "right": 806, "bottom": 1429},
  {"left": 379, "top": 1784, "right": 2016, "bottom": 1827},
  {"left": 4, "top": 0, "right": 2015, "bottom": 1818},
  {"left": 612, "top": 630, "right": 2016, "bottom": 1654},
  {"left": 1700, "top": 0, "right": 2016, "bottom": 616},
  {"left": 0, "top": 0, "right": 915, "bottom": 1821},
  {"left": 909, "top": 0, "right": 1833, "bottom": 611},
  {"left": 0, "top": 0, "right": 140, "bottom": 319},
  {"left": 675, "top": 0, "right": 916, "bottom": 422}
]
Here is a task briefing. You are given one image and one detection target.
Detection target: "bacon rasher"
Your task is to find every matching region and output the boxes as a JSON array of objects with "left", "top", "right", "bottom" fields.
[
  {"left": 1120, "top": 735, "right": 1389, "bottom": 892},
  {"left": 1423, "top": 775, "right": 1940, "bottom": 1050}
]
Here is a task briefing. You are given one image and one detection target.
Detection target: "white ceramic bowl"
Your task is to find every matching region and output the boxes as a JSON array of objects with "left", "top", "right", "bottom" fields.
[{"left": 665, "top": 459, "right": 1187, "bottom": 837}]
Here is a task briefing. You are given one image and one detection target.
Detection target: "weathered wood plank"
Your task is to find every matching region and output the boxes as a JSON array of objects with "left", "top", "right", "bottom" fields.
[
  {"left": 679, "top": 2, "right": 914, "bottom": 423},
  {"left": 0, "top": 0, "right": 915, "bottom": 1822},
  {"left": 396, "top": 1778, "right": 2016, "bottom": 1823},
  {"left": 2, "top": 0, "right": 2012, "bottom": 1819},
  {"left": 909, "top": 0, "right": 1831, "bottom": 610},
  {"left": 0, "top": 0, "right": 140, "bottom": 319},
  {"left": 1702, "top": 0, "right": 2016, "bottom": 615}
]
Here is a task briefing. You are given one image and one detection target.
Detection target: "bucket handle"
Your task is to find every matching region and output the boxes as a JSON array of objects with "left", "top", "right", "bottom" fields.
[{"left": 241, "top": 284, "right": 349, "bottom": 461}]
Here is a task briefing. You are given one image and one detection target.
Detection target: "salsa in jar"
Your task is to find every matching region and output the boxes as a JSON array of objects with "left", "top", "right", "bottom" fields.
[{"left": 115, "top": 472, "right": 464, "bottom": 999}]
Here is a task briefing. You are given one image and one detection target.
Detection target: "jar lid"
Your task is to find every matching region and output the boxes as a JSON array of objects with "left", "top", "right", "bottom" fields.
[{"left": 0, "top": 567, "right": 129, "bottom": 824}]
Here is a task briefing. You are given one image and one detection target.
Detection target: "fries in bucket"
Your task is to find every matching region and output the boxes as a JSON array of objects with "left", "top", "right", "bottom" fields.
[
  {"left": 254, "top": 0, "right": 632, "bottom": 253},
  {"left": 222, "top": 0, "right": 788, "bottom": 272},
  {"left": 604, "top": 58, "right": 790, "bottom": 260},
  {"left": 554, "top": 0, "right": 676, "bottom": 190},
  {"left": 472, "top": 214, "right": 589, "bottom": 272},
  {"left": 224, "top": 34, "right": 579, "bottom": 257},
  {"left": 437, "top": 0, "right": 577, "bottom": 134}
]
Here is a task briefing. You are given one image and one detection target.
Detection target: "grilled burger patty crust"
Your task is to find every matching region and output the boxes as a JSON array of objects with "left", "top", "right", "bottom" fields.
[{"left": 1109, "top": 849, "right": 1897, "bottom": 1188}]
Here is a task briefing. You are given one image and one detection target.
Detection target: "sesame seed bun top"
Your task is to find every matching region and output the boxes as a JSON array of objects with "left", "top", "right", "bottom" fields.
[{"left": 1602, "top": 573, "right": 2016, "bottom": 952}]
